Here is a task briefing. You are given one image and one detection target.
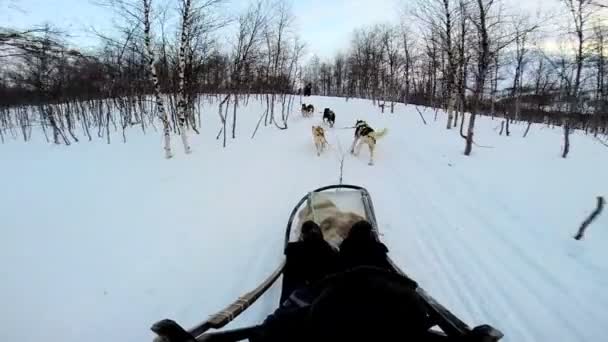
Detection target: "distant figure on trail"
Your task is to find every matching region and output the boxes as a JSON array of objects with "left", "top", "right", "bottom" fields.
[{"left": 304, "top": 83, "right": 312, "bottom": 97}]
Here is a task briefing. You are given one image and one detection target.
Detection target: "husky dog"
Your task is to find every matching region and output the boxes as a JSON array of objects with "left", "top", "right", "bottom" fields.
[
  {"left": 312, "top": 125, "right": 328, "bottom": 156},
  {"left": 301, "top": 104, "right": 314, "bottom": 117},
  {"left": 350, "top": 120, "right": 388, "bottom": 166},
  {"left": 323, "top": 108, "right": 336, "bottom": 127},
  {"left": 297, "top": 197, "right": 366, "bottom": 249}
]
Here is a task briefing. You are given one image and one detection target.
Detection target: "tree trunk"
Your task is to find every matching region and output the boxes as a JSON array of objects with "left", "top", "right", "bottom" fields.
[
  {"left": 446, "top": 91, "right": 456, "bottom": 129},
  {"left": 562, "top": 120, "right": 570, "bottom": 158},
  {"left": 523, "top": 122, "right": 532, "bottom": 137},
  {"left": 232, "top": 95, "right": 238, "bottom": 139},
  {"left": 464, "top": 0, "right": 490, "bottom": 157},
  {"left": 64, "top": 102, "right": 79, "bottom": 142},
  {"left": 464, "top": 112, "right": 476, "bottom": 156},
  {"left": 143, "top": 0, "right": 172, "bottom": 159},
  {"left": 106, "top": 105, "right": 111, "bottom": 144},
  {"left": 176, "top": 0, "right": 192, "bottom": 154},
  {"left": 223, "top": 97, "right": 229, "bottom": 148}
]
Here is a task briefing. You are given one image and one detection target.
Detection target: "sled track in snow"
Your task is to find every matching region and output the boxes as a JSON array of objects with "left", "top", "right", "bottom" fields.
[
  {"left": 329, "top": 128, "right": 601, "bottom": 342},
  {"left": 396, "top": 137, "right": 599, "bottom": 341}
]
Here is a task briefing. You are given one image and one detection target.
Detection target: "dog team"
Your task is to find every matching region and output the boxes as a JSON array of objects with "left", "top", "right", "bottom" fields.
[{"left": 302, "top": 103, "right": 388, "bottom": 166}]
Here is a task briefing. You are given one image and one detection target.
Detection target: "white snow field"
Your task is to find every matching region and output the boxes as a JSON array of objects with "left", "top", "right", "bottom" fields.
[{"left": 1, "top": 95, "right": 607, "bottom": 342}]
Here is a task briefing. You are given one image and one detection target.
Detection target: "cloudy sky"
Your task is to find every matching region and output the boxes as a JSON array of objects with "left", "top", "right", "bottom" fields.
[{"left": 3, "top": 0, "right": 562, "bottom": 59}]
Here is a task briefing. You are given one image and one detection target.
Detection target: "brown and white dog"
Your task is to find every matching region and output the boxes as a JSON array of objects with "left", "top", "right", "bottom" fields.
[
  {"left": 312, "top": 125, "right": 328, "bottom": 156},
  {"left": 350, "top": 120, "right": 388, "bottom": 165},
  {"left": 301, "top": 103, "right": 314, "bottom": 118},
  {"left": 297, "top": 197, "right": 366, "bottom": 248}
]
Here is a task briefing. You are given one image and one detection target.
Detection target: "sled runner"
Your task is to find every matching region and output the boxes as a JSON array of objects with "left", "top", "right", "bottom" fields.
[{"left": 151, "top": 185, "right": 503, "bottom": 342}]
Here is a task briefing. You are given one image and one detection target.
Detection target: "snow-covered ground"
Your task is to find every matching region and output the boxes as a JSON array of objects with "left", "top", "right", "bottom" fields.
[{"left": 1, "top": 95, "right": 607, "bottom": 342}]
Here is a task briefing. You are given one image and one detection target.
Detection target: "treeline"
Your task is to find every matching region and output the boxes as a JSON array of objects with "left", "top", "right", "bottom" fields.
[
  {"left": 0, "top": 1, "right": 301, "bottom": 106},
  {"left": 2, "top": 0, "right": 608, "bottom": 157},
  {"left": 301, "top": 0, "right": 608, "bottom": 155},
  {"left": 0, "top": 0, "right": 303, "bottom": 153}
]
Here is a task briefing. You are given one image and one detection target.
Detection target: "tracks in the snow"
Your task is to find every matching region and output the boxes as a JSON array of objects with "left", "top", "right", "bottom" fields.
[
  {"left": 326, "top": 127, "right": 350, "bottom": 185},
  {"left": 382, "top": 140, "right": 602, "bottom": 342},
  {"left": 313, "top": 121, "right": 603, "bottom": 341}
]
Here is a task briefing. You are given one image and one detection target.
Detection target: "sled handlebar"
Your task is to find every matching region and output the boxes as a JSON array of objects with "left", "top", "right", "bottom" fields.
[
  {"left": 151, "top": 261, "right": 285, "bottom": 342},
  {"left": 202, "top": 261, "right": 285, "bottom": 332}
]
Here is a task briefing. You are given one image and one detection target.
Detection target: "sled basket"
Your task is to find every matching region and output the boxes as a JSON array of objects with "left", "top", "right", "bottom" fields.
[{"left": 285, "top": 184, "right": 379, "bottom": 249}]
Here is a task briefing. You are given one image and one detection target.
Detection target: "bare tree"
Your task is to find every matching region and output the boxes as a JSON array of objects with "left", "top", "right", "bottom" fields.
[
  {"left": 558, "top": 0, "right": 596, "bottom": 158},
  {"left": 222, "top": 0, "right": 267, "bottom": 146},
  {"left": 464, "top": 0, "right": 493, "bottom": 156},
  {"left": 380, "top": 24, "right": 401, "bottom": 112},
  {"left": 510, "top": 14, "right": 535, "bottom": 122},
  {"left": 413, "top": 0, "right": 458, "bottom": 127},
  {"left": 400, "top": 24, "right": 415, "bottom": 105},
  {"left": 591, "top": 22, "right": 607, "bottom": 114},
  {"left": 143, "top": 0, "right": 172, "bottom": 158},
  {"left": 176, "top": 0, "right": 193, "bottom": 154},
  {"left": 455, "top": 0, "right": 470, "bottom": 126}
]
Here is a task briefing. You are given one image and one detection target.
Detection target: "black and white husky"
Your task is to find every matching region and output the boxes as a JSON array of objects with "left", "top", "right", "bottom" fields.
[
  {"left": 301, "top": 104, "right": 314, "bottom": 117},
  {"left": 350, "top": 120, "right": 388, "bottom": 166}
]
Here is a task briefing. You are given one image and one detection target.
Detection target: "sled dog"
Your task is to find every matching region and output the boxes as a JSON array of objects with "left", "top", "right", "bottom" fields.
[
  {"left": 301, "top": 104, "right": 314, "bottom": 117},
  {"left": 323, "top": 108, "right": 336, "bottom": 127},
  {"left": 312, "top": 125, "right": 328, "bottom": 156},
  {"left": 350, "top": 120, "right": 388, "bottom": 166}
]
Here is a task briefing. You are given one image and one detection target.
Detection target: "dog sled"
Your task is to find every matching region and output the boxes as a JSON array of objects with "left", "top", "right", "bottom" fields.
[{"left": 151, "top": 185, "right": 503, "bottom": 342}]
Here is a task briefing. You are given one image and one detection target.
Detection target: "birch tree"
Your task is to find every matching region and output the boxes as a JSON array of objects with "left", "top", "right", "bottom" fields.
[
  {"left": 559, "top": 0, "right": 595, "bottom": 157},
  {"left": 143, "top": 0, "right": 172, "bottom": 158},
  {"left": 464, "top": 0, "right": 493, "bottom": 156},
  {"left": 561, "top": 0, "right": 594, "bottom": 113},
  {"left": 400, "top": 24, "right": 414, "bottom": 105},
  {"left": 176, "top": 0, "right": 193, "bottom": 154},
  {"left": 510, "top": 15, "right": 535, "bottom": 122}
]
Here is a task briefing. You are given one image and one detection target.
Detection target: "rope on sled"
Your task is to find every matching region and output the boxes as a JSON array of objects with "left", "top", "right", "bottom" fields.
[{"left": 329, "top": 127, "right": 347, "bottom": 186}]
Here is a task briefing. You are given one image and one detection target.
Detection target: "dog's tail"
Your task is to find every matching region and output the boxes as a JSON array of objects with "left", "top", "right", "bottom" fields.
[{"left": 369, "top": 128, "right": 388, "bottom": 140}]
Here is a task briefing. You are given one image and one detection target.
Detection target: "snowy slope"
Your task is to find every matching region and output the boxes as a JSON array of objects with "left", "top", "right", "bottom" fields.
[{"left": 1, "top": 95, "right": 607, "bottom": 342}]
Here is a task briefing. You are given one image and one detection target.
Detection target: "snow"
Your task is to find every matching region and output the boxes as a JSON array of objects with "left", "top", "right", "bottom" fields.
[{"left": 1, "top": 95, "right": 607, "bottom": 342}]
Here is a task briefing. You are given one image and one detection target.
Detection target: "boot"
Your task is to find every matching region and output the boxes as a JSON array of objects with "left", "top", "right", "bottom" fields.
[{"left": 301, "top": 220, "right": 323, "bottom": 242}]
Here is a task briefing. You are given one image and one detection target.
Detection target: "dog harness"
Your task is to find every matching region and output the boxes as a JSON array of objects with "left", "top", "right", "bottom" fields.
[{"left": 356, "top": 125, "right": 375, "bottom": 144}]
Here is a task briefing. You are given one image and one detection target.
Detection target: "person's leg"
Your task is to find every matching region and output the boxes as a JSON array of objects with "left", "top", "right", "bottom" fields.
[
  {"left": 339, "top": 220, "right": 392, "bottom": 270},
  {"left": 301, "top": 220, "right": 323, "bottom": 242},
  {"left": 281, "top": 221, "right": 332, "bottom": 303}
]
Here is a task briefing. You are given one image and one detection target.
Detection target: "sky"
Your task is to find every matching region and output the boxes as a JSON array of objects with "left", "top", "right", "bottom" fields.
[{"left": 2, "top": 0, "right": 561, "bottom": 60}]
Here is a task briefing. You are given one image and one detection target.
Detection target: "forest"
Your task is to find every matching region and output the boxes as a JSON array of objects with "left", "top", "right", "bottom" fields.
[{"left": 1, "top": 0, "right": 607, "bottom": 157}]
